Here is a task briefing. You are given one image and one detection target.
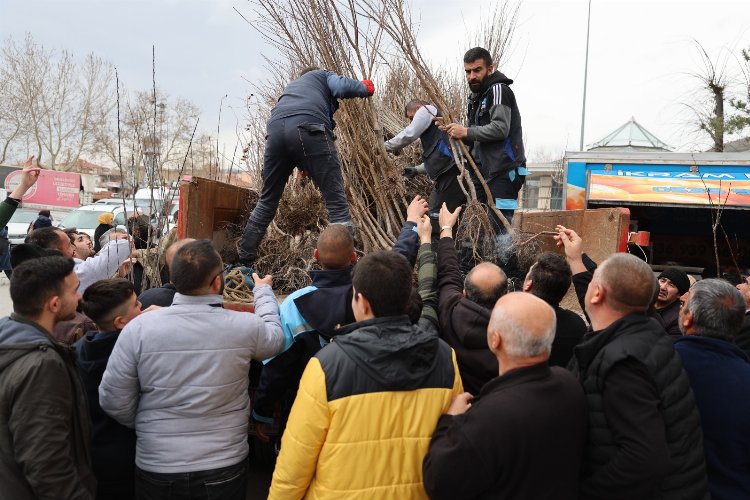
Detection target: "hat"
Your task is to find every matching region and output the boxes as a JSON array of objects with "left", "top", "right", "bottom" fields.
[
  {"left": 10, "top": 244, "right": 62, "bottom": 268},
  {"left": 32, "top": 216, "right": 52, "bottom": 230},
  {"left": 658, "top": 267, "right": 690, "bottom": 295},
  {"left": 98, "top": 213, "right": 114, "bottom": 225},
  {"left": 38, "top": 210, "right": 51, "bottom": 217}
]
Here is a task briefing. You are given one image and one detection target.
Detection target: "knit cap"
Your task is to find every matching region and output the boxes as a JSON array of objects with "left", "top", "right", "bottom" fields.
[{"left": 658, "top": 267, "right": 690, "bottom": 295}]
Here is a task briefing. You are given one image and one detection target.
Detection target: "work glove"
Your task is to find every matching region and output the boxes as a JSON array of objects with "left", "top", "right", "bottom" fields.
[{"left": 361, "top": 80, "right": 375, "bottom": 96}]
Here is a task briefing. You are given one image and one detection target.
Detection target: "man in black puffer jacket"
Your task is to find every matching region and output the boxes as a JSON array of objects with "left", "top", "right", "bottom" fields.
[{"left": 557, "top": 229, "right": 709, "bottom": 500}]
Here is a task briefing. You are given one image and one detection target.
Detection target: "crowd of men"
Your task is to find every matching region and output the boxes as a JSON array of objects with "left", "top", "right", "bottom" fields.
[{"left": 1, "top": 47, "right": 750, "bottom": 500}]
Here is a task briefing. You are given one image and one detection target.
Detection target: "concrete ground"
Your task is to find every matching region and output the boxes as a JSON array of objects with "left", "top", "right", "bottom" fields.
[{"left": 0, "top": 274, "right": 12, "bottom": 317}]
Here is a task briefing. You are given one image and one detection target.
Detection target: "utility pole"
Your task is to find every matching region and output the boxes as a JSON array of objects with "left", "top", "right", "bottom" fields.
[{"left": 579, "top": 0, "right": 592, "bottom": 151}]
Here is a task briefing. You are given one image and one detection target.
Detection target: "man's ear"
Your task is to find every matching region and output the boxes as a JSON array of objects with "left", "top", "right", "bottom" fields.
[
  {"left": 487, "top": 329, "right": 502, "bottom": 353},
  {"left": 357, "top": 292, "right": 372, "bottom": 316},
  {"left": 589, "top": 283, "right": 605, "bottom": 306},
  {"left": 523, "top": 280, "right": 532, "bottom": 292},
  {"left": 488, "top": 64, "right": 495, "bottom": 74},
  {"left": 47, "top": 295, "right": 61, "bottom": 315},
  {"left": 112, "top": 315, "right": 127, "bottom": 331},
  {"left": 681, "top": 309, "right": 695, "bottom": 334},
  {"left": 314, "top": 248, "right": 320, "bottom": 262},
  {"left": 463, "top": 289, "right": 468, "bottom": 298},
  {"left": 350, "top": 251, "right": 357, "bottom": 264}
]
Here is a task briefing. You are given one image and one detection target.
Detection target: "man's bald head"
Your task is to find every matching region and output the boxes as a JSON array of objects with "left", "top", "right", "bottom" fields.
[
  {"left": 594, "top": 253, "right": 656, "bottom": 313},
  {"left": 316, "top": 225, "right": 355, "bottom": 270},
  {"left": 488, "top": 292, "right": 556, "bottom": 360},
  {"left": 465, "top": 262, "right": 507, "bottom": 309},
  {"left": 166, "top": 238, "right": 195, "bottom": 269}
]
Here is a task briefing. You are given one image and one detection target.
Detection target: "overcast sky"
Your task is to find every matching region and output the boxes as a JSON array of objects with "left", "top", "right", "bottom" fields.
[{"left": 2, "top": 0, "right": 750, "bottom": 164}]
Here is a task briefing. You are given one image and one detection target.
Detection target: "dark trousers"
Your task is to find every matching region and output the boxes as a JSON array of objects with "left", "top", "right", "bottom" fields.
[
  {"left": 134, "top": 461, "right": 247, "bottom": 500},
  {"left": 473, "top": 165, "right": 526, "bottom": 233},
  {"left": 428, "top": 166, "right": 467, "bottom": 236},
  {"left": 253, "top": 332, "right": 322, "bottom": 433},
  {"left": 239, "top": 116, "right": 350, "bottom": 263}
]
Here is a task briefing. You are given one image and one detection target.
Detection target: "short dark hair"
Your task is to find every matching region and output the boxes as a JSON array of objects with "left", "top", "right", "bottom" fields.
[
  {"left": 528, "top": 252, "right": 573, "bottom": 305},
  {"left": 463, "top": 47, "right": 493, "bottom": 67},
  {"left": 26, "top": 227, "right": 64, "bottom": 250},
  {"left": 685, "top": 279, "right": 745, "bottom": 340},
  {"left": 404, "top": 99, "right": 428, "bottom": 117},
  {"left": 81, "top": 279, "right": 135, "bottom": 328},
  {"left": 170, "top": 239, "right": 222, "bottom": 295},
  {"left": 465, "top": 263, "right": 507, "bottom": 309},
  {"left": 10, "top": 256, "right": 75, "bottom": 317},
  {"left": 352, "top": 251, "right": 412, "bottom": 317},
  {"left": 63, "top": 227, "right": 78, "bottom": 244}
]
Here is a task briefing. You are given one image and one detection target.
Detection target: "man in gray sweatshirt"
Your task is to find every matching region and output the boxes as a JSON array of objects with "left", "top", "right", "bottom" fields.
[
  {"left": 99, "top": 239, "right": 285, "bottom": 499},
  {"left": 238, "top": 67, "right": 375, "bottom": 266}
]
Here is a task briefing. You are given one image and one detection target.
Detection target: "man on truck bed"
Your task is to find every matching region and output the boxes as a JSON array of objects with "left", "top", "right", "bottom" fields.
[
  {"left": 440, "top": 47, "right": 527, "bottom": 231},
  {"left": 237, "top": 67, "right": 375, "bottom": 268}
]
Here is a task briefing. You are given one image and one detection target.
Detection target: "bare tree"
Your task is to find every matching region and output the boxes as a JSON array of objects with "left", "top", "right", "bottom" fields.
[
  {"left": 97, "top": 87, "right": 201, "bottom": 189},
  {"left": 686, "top": 40, "right": 732, "bottom": 152},
  {"left": 0, "top": 33, "right": 114, "bottom": 169}
]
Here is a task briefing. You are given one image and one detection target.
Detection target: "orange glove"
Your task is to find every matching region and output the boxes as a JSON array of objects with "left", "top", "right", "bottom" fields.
[{"left": 361, "top": 79, "right": 375, "bottom": 96}]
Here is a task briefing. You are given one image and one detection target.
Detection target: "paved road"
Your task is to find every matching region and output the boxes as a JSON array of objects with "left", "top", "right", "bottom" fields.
[{"left": 0, "top": 275, "right": 12, "bottom": 317}]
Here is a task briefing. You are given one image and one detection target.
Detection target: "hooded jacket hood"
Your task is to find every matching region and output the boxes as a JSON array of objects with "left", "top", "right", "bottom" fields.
[
  {"left": 0, "top": 314, "right": 55, "bottom": 372},
  {"left": 475, "top": 70, "right": 513, "bottom": 97},
  {"left": 332, "top": 315, "right": 442, "bottom": 390}
]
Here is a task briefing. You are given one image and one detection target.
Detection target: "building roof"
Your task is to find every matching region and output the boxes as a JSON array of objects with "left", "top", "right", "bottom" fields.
[
  {"left": 723, "top": 137, "right": 750, "bottom": 152},
  {"left": 588, "top": 117, "right": 672, "bottom": 152}
]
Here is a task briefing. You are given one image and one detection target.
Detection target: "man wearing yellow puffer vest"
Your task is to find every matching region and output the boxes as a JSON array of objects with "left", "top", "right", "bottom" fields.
[{"left": 269, "top": 215, "right": 463, "bottom": 499}]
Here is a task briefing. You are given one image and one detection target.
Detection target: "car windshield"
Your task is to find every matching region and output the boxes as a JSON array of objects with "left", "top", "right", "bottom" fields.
[
  {"left": 60, "top": 210, "right": 110, "bottom": 229},
  {"left": 8, "top": 210, "right": 40, "bottom": 224}
]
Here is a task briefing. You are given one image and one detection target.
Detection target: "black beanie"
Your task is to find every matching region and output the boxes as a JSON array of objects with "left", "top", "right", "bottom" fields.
[{"left": 658, "top": 267, "right": 690, "bottom": 296}]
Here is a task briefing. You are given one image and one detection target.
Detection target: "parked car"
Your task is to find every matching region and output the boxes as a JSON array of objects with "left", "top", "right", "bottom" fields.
[
  {"left": 6, "top": 209, "right": 41, "bottom": 245},
  {"left": 58, "top": 203, "right": 138, "bottom": 239}
]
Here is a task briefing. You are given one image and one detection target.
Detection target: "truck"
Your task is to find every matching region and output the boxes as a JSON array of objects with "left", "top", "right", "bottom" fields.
[{"left": 562, "top": 151, "right": 750, "bottom": 273}]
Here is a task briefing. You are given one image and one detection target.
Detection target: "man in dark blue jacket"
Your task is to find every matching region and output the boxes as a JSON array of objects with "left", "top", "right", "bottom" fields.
[
  {"left": 75, "top": 278, "right": 147, "bottom": 500},
  {"left": 252, "top": 196, "right": 427, "bottom": 443},
  {"left": 675, "top": 279, "right": 750, "bottom": 500},
  {"left": 238, "top": 67, "right": 375, "bottom": 266}
]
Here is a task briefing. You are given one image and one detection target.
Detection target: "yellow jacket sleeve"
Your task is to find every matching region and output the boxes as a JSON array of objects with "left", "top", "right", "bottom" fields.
[
  {"left": 269, "top": 358, "right": 330, "bottom": 499},
  {"left": 451, "top": 349, "right": 465, "bottom": 397}
]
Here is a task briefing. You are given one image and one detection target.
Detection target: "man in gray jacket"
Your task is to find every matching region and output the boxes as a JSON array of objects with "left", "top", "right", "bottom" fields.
[
  {"left": 0, "top": 255, "right": 96, "bottom": 499},
  {"left": 238, "top": 67, "right": 375, "bottom": 266},
  {"left": 99, "top": 239, "right": 284, "bottom": 499}
]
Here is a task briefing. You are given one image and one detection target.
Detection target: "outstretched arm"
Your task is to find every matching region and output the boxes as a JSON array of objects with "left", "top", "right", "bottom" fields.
[
  {"left": 385, "top": 105, "right": 435, "bottom": 153},
  {"left": 415, "top": 214, "right": 438, "bottom": 327},
  {"left": 392, "top": 195, "right": 429, "bottom": 267},
  {"left": 325, "top": 71, "right": 371, "bottom": 99}
]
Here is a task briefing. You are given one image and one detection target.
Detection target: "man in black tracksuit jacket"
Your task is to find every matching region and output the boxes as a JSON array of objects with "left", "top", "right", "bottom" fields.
[
  {"left": 557, "top": 228, "right": 709, "bottom": 499},
  {"left": 442, "top": 47, "right": 526, "bottom": 229}
]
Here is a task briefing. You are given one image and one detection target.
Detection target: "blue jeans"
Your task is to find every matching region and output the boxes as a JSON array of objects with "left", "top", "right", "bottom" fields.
[
  {"left": 134, "top": 461, "right": 247, "bottom": 500},
  {"left": 239, "top": 116, "right": 351, "bottom": 264}
]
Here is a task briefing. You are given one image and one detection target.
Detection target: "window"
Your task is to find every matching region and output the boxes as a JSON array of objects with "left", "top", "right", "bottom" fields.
[
  {"left": 550, "top": 179, "right": 563, "bottom": 210},
  {"left": 523, "top": 179, "right": 540, "bottom": 209}
]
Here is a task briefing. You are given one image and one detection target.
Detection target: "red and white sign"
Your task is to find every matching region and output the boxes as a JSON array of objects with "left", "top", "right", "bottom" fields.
[{"left": 5, "top": 169, "right": 80, "bottom": 208}]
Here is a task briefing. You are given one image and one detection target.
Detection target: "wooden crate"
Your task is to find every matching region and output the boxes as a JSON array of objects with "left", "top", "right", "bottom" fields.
[
  {"left": 513, "top": 207, "right": 630, "bottom": 264},
  {"left": 178, "top": 177, "right": 255, "bottom": 240}
]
